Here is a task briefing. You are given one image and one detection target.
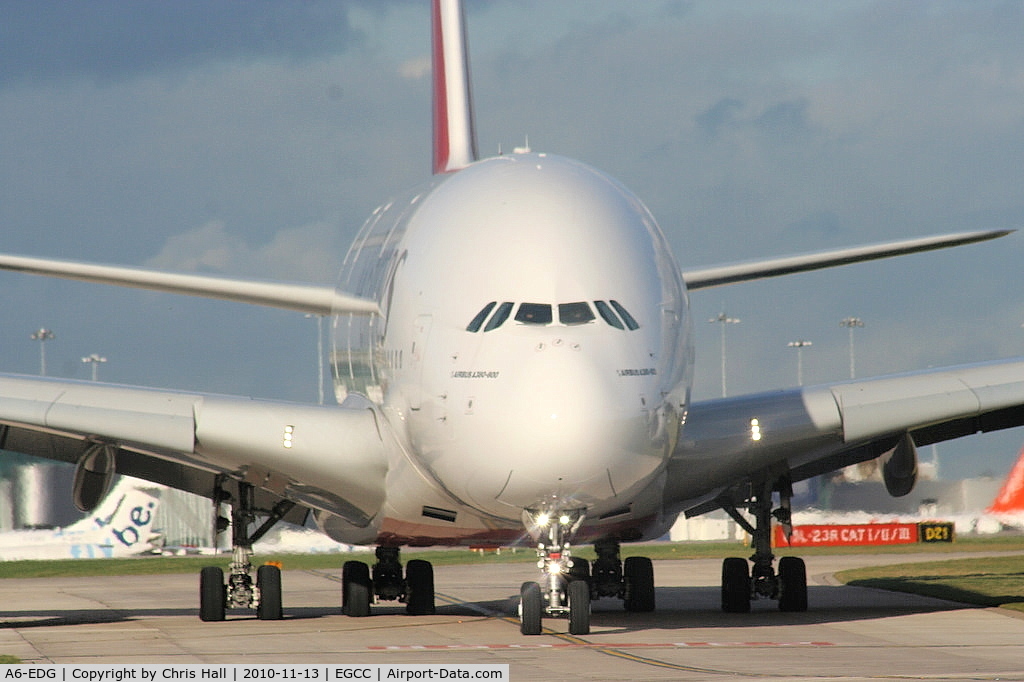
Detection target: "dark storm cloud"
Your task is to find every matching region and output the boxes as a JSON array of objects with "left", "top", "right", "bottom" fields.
[
  {"left": 0, "top": 1, "right": 361, "bottom": 85},
  {"left": 696, "top": 97, "right": 744, "bottom": 137}
]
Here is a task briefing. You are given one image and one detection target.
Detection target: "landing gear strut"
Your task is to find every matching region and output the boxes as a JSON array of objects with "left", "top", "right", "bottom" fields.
[
  {"left": 341, "top": 546, "right": 435, "bottom": 617},
  {"left": 516, "top": 507, "right": 656, "bottom": 636},
  {"left": 519, "top": 507, "right": 588, "bottom": 635},
  {"left": 720, "top": 477, "right": 807, "bottom": 613},
  {"left": 592, "top": 538, "right": 655, "bottom": 612},
  {"left": 199, "top": 477, "right": 295, "bottom": 621}
]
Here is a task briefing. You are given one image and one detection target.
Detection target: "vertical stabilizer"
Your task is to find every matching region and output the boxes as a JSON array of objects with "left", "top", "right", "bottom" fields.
[
  {"left": 987, "top": 446, "right": 1024, "bottom": 515},
  {"left": 432, "top": 0, "right": 478, "bottom": 174}
]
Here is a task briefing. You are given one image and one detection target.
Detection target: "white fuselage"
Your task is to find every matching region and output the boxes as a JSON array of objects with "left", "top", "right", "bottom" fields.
[{"left": 330, "top": 153, "right": 693, "bottom": 545}]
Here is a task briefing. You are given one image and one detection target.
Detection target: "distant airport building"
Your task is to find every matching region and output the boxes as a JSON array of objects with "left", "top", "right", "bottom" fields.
[
  {"left": 155, "top": 487, "right": 215, "bottom": 549},
  {"left": 824, "top": 477, "right": 1002, "bottom": 516},
  {"left": 670, "top": 511, "right": 740, "bottom": 542},
  {"left": 3, "top": 461, "right": 79, "bottom": 529},
  {"left": 0, "top": 457, "right": 213, "bottom": 547}
]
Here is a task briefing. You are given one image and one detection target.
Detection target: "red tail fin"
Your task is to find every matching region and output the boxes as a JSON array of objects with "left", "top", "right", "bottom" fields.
[
  {"left": 987, "top": 446, "right": 1024, "bottom": 514},
  {"left": 432, "top": 0, "right": 478, "bottom": 174}
]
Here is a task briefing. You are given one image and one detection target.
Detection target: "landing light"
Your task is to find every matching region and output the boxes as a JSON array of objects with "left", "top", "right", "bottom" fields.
[
  {"left": 750, "top": 418, "right": 762, "bottom": 442},
  {"left": 536, "top": 512, "right": 551, "bottom": 527},
  {"left": 559, "top": 514, "right": 571, "bottom": 526}
]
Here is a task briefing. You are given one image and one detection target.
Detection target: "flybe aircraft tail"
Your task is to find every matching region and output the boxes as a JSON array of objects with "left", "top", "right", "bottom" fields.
[
  {"left": 0, "top": 477, "right": 163, "bottom": 561},
  {"left": 65, "top": 477, "right": 162, "bottom": 535},
  {"left": 987, "top": 446, "right": 1024, "bottom": 516}
]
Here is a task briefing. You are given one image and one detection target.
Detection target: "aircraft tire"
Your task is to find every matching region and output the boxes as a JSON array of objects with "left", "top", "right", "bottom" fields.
[
  {"left": 567, "top": 579, "right": 591, "bottom": 635},
  {"left": 721, "top": 557, "right": 751, "bottom": 613},
  {"left": 405, "top": 559, "right": 436, "bottom": 615},
  {"left": 568, "top": 557, "right": 591, "bottom": 583},
  {"left": 342, "top": 560, "right": 372, "bottom": 617},
  {"left": 199, "top": 566, "right": 226, "bottom": 622},
  {"left": 778, "top": 556, "right": 808, "bottom": 612},
  {"left": 519, "top": 581, "right": 543, "bottom": 636},
  {"left": 256, "top": 564, "right": 283, "bottom": 620},
  {"left": 623, "top": 556, "right": 655, "bottom": 612}
]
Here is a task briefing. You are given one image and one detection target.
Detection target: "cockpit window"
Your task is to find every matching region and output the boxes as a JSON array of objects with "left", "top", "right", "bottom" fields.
[
  {"left": 483, "top": 301, "right": 514, "bottom": 332},
  {"left": 467, "top": 300, "right": 637, "bottom": 331},
  {"left": 559, "top": 302, "right": 595, "bottom": 326},
  {"left": 594, "top": 300, "right": 624, "bottom": 330},
  {"left": 610, "top": 300, "right": 640, "bottom": 330},
  {"left": 515, "top": 303, "right": 552, "bottom": 325},
  {"left": 466, "top": 302, "right": 496, "bottom": 332}
]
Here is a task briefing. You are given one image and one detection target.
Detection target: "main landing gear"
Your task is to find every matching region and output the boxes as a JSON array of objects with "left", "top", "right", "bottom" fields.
[
  {"left": 517, "top": 508, "right": 655, "bottom": 636},
  {"left": 719, "top": 478, "right": 808, "bottom": 614},
  {"left": 340, "top": 546, "right": 436, "bottom": 617},
  {"left": 197, "top": 479, "right": 437, "bottom": 622},
  {"left": 199, "top": 478, "right": 295, "bottom": 621}
]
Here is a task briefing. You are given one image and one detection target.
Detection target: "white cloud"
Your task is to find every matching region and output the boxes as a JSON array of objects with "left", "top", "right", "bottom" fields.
[
  {"left": 145, "top": 219, "right": 344, "bottom": 284},
  {"left": 144, "top": 221, "right": 246, "bottom": 273},
  {"left": 399, "top": 56, "right": 431, "bottom": 80}
]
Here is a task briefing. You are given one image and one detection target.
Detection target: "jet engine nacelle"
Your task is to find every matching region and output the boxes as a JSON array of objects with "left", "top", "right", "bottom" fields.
[
  {"left": 73, "top": 443, "right": 116, "bottom": 512},
  {"left": 880, "top": 431, "right": 918, "bottom": 498}
]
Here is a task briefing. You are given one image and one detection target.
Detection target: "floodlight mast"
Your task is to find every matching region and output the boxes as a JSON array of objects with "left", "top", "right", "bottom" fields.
[
  {"left": 305, "top": 313, "right": 325, "bottom": 405},
  {"left": 787, "top": 340, "right": 812, "bottom": 386},
  {"left": 709, "top": 312, "right": 741, "bottom": 397},
  {"left": 839, "top": 317, "right": 864, "bottom": 379},
  {"left": 82, "top": 353, "right": 107, "bottom": 381},
  {"left": 30, "top": 328, "right": 54, "bottom": 376}
]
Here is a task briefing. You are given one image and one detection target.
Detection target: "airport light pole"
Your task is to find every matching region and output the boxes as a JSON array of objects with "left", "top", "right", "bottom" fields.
[
  {"left": 306, "top": 313, "right": 325, "bottom": 405},
  {"left": 709, "top": 312, "right": 741, "bottom": 397},
  {"left": 787, "top": 340, "right": 812, "bottom": 386},
  {"left": 82, "top": 353, "right": 107, "bottom": 381},
  {"left": 839, "top": 317, "right": 864, "bottom": 379},
  {"left": 30, "top": 328, "right": 54, "bottom": 376}
]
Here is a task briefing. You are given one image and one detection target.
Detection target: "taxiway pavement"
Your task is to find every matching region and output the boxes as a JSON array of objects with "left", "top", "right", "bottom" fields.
[{"left": 1, "top": 553, "right": 1023, "bottom": 680}]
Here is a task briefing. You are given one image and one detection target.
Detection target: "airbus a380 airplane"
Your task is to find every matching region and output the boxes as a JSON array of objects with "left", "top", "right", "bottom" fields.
[{"left": 0, "top": 0, "right": 1022, "bottom": 635}]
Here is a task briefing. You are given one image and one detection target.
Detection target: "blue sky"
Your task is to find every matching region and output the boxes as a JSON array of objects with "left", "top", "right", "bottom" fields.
[{"left": 0, "top": 1, "right": 1022, "bottom": 480}]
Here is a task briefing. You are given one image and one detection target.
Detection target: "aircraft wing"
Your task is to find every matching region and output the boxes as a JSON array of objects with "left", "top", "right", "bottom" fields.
[
  {"left": 665, "top": 357, "right": 1024, "bottom": 517},
  {"left": 682, "top": 229, "right": 1010, "bottom": 290},
  {"left": 0, "top": 253, "right": 379, "bottom": 316},
  {"left": 0, "top": 374, "right": 388, "bottom": 534}
]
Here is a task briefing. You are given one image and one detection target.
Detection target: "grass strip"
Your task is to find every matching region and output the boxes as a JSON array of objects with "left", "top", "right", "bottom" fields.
[
  {"left": 837, "top": 553, "right": 1024, "bottom": 614},
  {"left": 1, "top": 534, "right": 1023, "bottom": 579}
]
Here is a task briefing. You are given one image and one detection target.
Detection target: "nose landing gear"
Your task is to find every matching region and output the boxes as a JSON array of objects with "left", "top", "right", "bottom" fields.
[
  {"left": 519, "top": 507, "right": 590, "bottom": 635},
  {"left": 517, "top": 508, "right": 657, "bottom": 636}
]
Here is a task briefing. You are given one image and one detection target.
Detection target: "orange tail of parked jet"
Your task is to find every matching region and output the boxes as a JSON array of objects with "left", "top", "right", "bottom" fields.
[{"left": 987, "top": 446, "right": 1024, "bottom": 515}]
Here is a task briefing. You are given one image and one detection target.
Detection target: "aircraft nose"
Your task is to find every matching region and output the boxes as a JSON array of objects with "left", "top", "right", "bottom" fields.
[
  {"left": 458, "top": 341, "right": 665, "bottom": 510},
  {"left": 512, "top": 346, "right": 626, "bottom": 457}
]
